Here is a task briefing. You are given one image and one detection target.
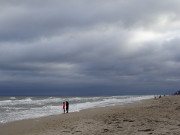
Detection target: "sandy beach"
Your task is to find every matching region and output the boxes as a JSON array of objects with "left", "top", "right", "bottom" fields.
[{"left": 0, "top": 95, "right": 180, "bottom": 135}]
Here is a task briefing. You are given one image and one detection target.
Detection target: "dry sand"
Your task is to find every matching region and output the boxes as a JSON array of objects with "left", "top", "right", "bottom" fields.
[{"left": 0, "top": 96, "right": 180, "bottom": 135}]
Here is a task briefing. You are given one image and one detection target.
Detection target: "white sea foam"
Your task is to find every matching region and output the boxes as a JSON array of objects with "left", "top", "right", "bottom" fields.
[
  {"left": 10, "top": 97, "right": 16, "bottom": 100},
  {"left": 0, "top": 95, "right": 153, "bottom": 124}
]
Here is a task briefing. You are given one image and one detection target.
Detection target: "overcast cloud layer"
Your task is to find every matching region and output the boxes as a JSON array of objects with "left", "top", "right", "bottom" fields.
[{"left": 1, "top": 0, "right": 180, "bottom": 95}]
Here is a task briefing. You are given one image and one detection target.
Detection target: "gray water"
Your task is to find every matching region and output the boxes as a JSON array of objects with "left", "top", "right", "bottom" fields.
[{"left": 0, "top": 95, "right": 153, "bottom": 124}]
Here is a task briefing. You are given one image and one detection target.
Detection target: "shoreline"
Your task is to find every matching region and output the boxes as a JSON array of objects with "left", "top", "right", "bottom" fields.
[
  {"left": 0, "top": 99, "right": 142, "bottom": 125},
  {"left": 0, "top": 96, "right": 180, "bottom": 135},
  {"left": 0, "top": 95, "right": 153, "bottom": 125}
]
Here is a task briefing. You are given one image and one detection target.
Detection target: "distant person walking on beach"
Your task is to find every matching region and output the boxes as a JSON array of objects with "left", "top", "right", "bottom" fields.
[
  {"left": 66, "top": 101, "right": 69, "bottom": 113},
  {"left": 63, "top": 102, "right": 66, "bottom": 114}
]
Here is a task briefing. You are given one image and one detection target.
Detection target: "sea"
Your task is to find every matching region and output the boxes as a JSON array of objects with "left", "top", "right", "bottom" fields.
[{"left": 0, "top": 95, "right": 154, "bottom": 124}]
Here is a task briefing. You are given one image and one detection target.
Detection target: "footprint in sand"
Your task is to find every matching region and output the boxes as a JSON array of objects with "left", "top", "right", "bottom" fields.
[
  {"left": 117, "top": 126, "right": 123, "bottom": 128},
  {"left": 123, "top": 119, "right": 135, "bottom": 122},
  {"left": 63, "top": 130, "right": 71, "bottom": 133},
  {"left": 138, "top": 128, "right": 154, "bottom": 132},
  {"left": 175, "top": 106, "right": 180, "bottom": 110},
  {"left": 103, "top": 129, "right": 109, "bottom": 132},
  {"left": 72, "top": 131, "right": 82, "bottom": 134}
]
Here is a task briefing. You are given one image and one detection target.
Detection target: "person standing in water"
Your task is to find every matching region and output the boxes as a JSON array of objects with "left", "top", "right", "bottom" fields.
[
  {"left": 63, "top": 102, "right": 66, "bottom": 114},
  {"left": 66, "top": 101, "right": 69, "bottom": 113}
]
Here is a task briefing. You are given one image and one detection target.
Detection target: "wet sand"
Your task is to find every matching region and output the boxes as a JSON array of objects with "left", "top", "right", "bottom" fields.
[{"left": 0, "top": 96, "right": 180, "bottom": 135}]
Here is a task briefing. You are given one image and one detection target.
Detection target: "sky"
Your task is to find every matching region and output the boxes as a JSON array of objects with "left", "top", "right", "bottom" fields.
[{"left": 0, "top": 0, "right": 180, "bottom": 96}]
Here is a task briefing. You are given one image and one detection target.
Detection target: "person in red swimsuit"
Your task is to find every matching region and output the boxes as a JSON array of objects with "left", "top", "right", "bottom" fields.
[{"left": 63, "top": 102, "right": 66, "bottom": 114}]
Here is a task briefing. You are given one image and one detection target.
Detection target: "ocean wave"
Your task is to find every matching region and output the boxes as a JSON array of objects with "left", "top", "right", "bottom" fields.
[
  {"left": 0, "top": 100, "right": 12, "bottom": 106},
  {"left": 0, "top": 97, "right": 63, "bottom": 106},
  {"left": 9, "top": 97, "right": 16, "bottom": 100}
]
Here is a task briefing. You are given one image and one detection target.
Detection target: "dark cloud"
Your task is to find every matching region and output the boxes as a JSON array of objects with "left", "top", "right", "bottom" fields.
[
  {"left": 0, "top": 0, "right": 180, "bottom": 95},
  {"left": 1, "top": 0, "right": 180, "bottom": 41}
]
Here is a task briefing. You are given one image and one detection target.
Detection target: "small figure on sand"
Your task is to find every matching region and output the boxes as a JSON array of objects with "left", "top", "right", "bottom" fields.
[
  {"left": 66, "top": 101, "right": 69, "bottom": 113},
  {"left": 63, "top": 102, "right": 66, "bottom": 114}
]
